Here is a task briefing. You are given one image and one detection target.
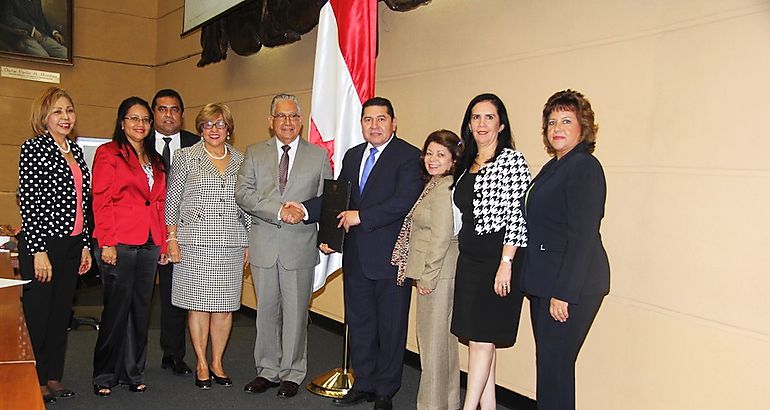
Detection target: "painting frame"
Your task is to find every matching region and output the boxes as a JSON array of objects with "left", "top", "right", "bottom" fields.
[
  {"left": 0, "top": 0, "right": 74, "bottom": 65},
  {"left": 76, "top": 137, "right": 111, "bottom": 176}
]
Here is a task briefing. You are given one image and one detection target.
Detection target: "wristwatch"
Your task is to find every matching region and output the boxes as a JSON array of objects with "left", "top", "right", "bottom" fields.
[{"left": 501, "top": 255, "right": 512, "bottom": 263}]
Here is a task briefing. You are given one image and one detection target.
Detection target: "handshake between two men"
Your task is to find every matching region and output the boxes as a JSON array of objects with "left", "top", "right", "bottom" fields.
[
  {"left": 280, "top": 201, "right": 307, "bottom": 225},
  {"left": 280, "top": 201, "right": 360, "bottom": 255}
]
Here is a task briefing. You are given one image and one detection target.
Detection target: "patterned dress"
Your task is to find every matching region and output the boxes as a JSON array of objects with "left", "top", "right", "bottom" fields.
[{"left": 451, "top": 149, "right": 530, "bottom": 346}]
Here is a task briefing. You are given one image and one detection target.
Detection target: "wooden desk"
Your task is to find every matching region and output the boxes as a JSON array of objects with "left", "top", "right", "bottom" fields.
[{"left": 0, "top": 251, "right": 44, "bottom": 410}]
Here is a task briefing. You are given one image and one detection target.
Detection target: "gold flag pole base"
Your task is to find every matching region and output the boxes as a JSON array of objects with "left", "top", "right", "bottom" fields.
[
  {"left": 306, "top": 367, "right": 355, "bottom": 398},
  {"left": 306, "top": 325, "right": 355, "bottom": 398}
]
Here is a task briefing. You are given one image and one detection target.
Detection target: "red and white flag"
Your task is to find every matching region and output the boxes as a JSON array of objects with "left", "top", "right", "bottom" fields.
[{"left": 309, "top": 0, "right": 377, "bottom": 292}]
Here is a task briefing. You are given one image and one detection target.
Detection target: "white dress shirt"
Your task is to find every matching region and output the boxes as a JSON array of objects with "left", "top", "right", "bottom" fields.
[
  {"left": 274, "top": 136, "right": 307, "bottom": 221},
  {"left": 358, "top": 134, "right": 394, "bottom": 184},
  {"left": 155, "top": 130, "right": 181, "bottom": 162},
  {"left": 275, "top": 135, "right": 300, "bottom": 178}
]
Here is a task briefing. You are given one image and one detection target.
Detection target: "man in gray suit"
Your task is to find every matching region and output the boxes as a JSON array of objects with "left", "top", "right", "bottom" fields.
[{"left": 235, "top": 94, "right": 332, "bottom": 399}]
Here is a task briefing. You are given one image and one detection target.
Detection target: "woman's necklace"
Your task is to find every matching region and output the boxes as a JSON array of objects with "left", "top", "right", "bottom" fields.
[
  {"left": 474, "top": 155, "right": 489, "bottom": 167},
  {"left": 55, "top": 138, "right": 71, "bottom": 154},
  {"left": 203, "top": 144, "right": 228, "bottom": 160},
  {"left": 136, "top": 150, "right": 148, "bottom": 165}
]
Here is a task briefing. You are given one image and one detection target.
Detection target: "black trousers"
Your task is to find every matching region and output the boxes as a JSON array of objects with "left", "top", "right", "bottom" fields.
[
  {"left": 529, "top": 294, "right": 604, "bottom": 410},
  {"left": 343, "top": 267, "right": 412, "bottom": 397},
  {"left": 19, "top": 234, "right": 82, "bottom": 386},
  {"left": 92, "top": 240, "right": 159, "bottom": 387},
  {"left": 157, "top": 262, "right": 187, "bottom": 360}
]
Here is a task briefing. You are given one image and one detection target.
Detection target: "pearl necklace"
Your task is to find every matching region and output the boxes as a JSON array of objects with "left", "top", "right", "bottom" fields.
[
  {"left": 56, "top": 138, "right": 71, "bottom": 154},
  {"left": 203, "top": 145, "right": 228, "bottom": 160}
]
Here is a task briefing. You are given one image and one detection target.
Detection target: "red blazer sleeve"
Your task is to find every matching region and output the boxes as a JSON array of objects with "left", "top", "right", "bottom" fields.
[
  {"left": 154, "top": 164, "right": 167, "bottom": 253},
  {"left": 92, "top": 144, "right": 118, "bottom": 247}
]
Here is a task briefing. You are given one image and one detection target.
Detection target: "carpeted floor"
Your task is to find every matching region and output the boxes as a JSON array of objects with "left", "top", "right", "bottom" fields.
[{"left": 45, "top": 284, "right": 527, "bottom": 409}]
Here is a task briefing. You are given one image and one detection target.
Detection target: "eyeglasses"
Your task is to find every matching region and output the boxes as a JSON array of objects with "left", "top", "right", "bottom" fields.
[
  {"left": 202, "top": 120, "right": 228, "bottom": 130},
  {"left": 272, "top": 112, "right": 301, "bottom": 122},
  {"left": 124, "top": 116, "right": 152, "bottom": 124}
]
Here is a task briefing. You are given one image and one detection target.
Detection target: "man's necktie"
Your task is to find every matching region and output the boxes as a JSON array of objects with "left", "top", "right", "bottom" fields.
[
  {"left": 162, "top": 137, "right": 172, "bottom": 173},
  {"left": 359, "top": 147, "right": 378, "bottom": 194},
  {"left": 279, "top": 145, "right": 290, "bottom": 194}
]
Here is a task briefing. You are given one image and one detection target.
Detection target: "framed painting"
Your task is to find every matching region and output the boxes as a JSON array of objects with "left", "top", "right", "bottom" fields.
[
  {"left": 0, "top": 0, "right": 73, "bottom": 65},
  {"left": 76, "top": 137, "right": 111, "bottom": 174}
]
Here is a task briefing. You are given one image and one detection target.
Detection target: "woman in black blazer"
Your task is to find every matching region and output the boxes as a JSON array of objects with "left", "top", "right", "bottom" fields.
[
  {"left": 521, "top": 90, "right": 610, "bottom": 410},
  {"left": 18, "top": 87, "right": 93, "bottom": 404}
]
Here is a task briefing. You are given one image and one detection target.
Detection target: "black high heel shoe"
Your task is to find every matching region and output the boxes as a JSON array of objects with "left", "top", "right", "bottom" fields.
[
  {"left": 195, "top": 368, "right": 212, "bottom": 389},
  {"left": 195, "top": 376, "right": 212, "bottom": 389},
  {"left": 42, "top": 392, "right": 56, "bottom": 404},
  {"left": 209, "top": 368, "right": 233, "bottom": 386},
  {"left": 93, "top": 385, "right": 111, "bottom": 397}
]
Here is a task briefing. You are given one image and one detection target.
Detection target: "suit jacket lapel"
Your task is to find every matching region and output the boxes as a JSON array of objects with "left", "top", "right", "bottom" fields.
[
  {"left": 360, "top": 138, "right": 396, "bottom": 198},
  {"left": 284, "top": 139, "right": 307, "bottom": 194},
  {"left": 264, "top": 138, "right": 280, "bottom": 194},
  {"left": 150, "top": 163, "right": 164, "bottom": 200},
  {"left": 527, "top": 144, "right": 586, "bottom": 212},
  {"left": 222, "top": 143, "right": 241, "bottom": 177},
  {"left": 348, "top": 143, "right": 365, "bottom": 204},
  {"left": 119, "top": 144, "right": 151, "bottom": 197},
  {"left": 191, "top": 143, "right": 222, "bottom": 177}
]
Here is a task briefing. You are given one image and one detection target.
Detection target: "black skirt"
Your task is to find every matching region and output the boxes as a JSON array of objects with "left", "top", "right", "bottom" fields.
[{"left": 451, "top": 172, "right": 523, "bottom": 347}]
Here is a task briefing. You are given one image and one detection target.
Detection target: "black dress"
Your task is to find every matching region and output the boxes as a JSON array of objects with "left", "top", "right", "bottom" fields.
[{"left": 451, "top": 171, "right": 524, "bottom": 347}]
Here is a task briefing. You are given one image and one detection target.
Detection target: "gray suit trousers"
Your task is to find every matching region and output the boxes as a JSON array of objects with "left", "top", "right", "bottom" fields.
[{"left": 252, "top": 262, "right": 314, "bottom": 384}]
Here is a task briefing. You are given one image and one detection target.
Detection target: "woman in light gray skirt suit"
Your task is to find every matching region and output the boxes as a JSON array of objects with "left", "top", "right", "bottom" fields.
[
  {"left": 165, "top": 103, "right": 250, "bottom": 389},
  {"left": 392, "top": 130, "right": 463, "bottom": 410}
]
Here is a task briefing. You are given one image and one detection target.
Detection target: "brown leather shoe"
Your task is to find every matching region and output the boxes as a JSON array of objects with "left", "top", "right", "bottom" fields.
[
  {"left": 277, "top": 381, "right": 299, "bottom": 398},
  {"left": 243, "top": 376, "right": 280, "bottom": 393}
]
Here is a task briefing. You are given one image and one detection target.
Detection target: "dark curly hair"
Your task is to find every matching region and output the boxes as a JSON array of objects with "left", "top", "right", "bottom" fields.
[{"left": 541, "top": 89, "right": 598, "bottom": 156}]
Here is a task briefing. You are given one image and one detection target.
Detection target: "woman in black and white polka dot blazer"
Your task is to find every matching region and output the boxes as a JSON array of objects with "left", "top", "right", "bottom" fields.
[{"left": 18, "top": 87, "right": 93, "bottom": 404}]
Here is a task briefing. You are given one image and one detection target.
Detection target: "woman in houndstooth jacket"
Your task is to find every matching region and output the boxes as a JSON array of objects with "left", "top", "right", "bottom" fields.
[
  {"left": 451, "top": 93, "right": 531, "bottom": 410},
  {"left": 165, "top": 103, "right": 250, "bottom": 389}
]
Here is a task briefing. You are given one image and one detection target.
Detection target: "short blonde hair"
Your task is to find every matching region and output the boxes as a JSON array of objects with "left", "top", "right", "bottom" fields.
[
  {"left": 195, "top": 103, "right": 235, "bottom": 138},
  {"left": 31, "top": 87, "right": 74, "bottom": 135}
]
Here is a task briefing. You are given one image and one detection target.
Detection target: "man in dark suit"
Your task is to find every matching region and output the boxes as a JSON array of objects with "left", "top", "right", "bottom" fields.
[
  {"left": 320, "top": 97, "right": 423, "bottom": 410},
  {"left": 1, "top": 0, "right": 67, "bottom": 58},
  {"left": 151, "top": 89, "right": 199, "bottom": 375}
]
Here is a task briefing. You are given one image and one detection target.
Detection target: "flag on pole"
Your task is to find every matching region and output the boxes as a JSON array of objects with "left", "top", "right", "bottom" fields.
[{"left": 309, "top": 0, "right": 377, "bottom": 292}]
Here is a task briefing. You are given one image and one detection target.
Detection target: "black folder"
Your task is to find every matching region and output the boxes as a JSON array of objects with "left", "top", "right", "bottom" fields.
[{"left": 317, "top": 179, "right": 351, "bottom": 252}]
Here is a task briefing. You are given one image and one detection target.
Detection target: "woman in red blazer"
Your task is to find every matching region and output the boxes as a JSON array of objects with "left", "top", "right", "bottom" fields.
[{"left": 91, "top": 97, "right": 167, "bottom": 397}]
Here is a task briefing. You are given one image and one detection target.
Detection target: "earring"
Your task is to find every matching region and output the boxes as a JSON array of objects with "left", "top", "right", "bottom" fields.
[{"left": 226, "top": 134, "right": 230, "bottom": 140}]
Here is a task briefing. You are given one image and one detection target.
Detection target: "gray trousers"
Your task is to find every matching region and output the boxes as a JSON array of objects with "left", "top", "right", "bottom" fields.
[
  {"left": 252, "top": 262, "right": 314, "bottom": 384},
  {"left": 17, "top": 36, "right": 67, "bottom": 58}
]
